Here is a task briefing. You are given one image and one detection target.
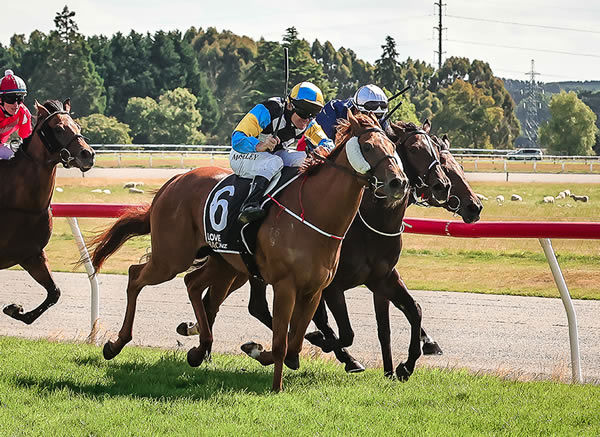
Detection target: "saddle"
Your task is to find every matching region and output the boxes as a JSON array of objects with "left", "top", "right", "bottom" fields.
[{"left": 203, "top": 167, "right": 300, "bottom": 275}]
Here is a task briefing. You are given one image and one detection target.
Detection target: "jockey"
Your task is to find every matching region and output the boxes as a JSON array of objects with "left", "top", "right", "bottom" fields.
[
  {"left": 0, "top": 69, "right": 32, "bottom": 160},
  {"left": 230, "top": 81, "right": 334, "bottom": 224},
  {"left": 314, "top": 84, "right": 389, "bottom": 143}
]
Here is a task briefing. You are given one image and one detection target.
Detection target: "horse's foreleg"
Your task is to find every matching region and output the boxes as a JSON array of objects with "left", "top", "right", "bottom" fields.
[
  {"left": 285, "top": 289, "right": 324, "bottom": 372},
  {"left": 241, "top": 282, "right": 296, "bottom": 392},
  {"left": 304, "top": 293, "right": 365, "bottom": 373},
  {"left": 372, "top": 292, "right": 393, "bottom": 376},
  {"left": 3, "top": 251, "right": 60, "bottom": 325},
  {"left": 368, "top": 269, "right": 422, "bottom": 381},
  {"left": 420, "top": 327, "right": 443, "bottom": 355},
  {"left": 247, "top": 277, "right": 273, "bottom": 329},
  {"left": 104, "top": 261, "right": 177, "bottom": 360}
]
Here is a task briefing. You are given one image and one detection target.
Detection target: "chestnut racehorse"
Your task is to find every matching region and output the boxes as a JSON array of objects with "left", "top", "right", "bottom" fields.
[
  {"left": 1, "top": 99, "right": 95, "bottom": 324},
  {"left": 177, "top": 119, "right": 454, "bottom": 380},
  {"left": 90, "top": 112, "right": 408, "bottom": 391}
]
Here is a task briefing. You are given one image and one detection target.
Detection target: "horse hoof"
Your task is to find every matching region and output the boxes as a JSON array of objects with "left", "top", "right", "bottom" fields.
[
  {"left": 284, "top": 354, "right": 300, "bottom": 370},
  {"left": 102, "top": 342, "right": 119, "bottom": 360},
  {"left": 187, "top": 347, "right": 206, "bottom": 367},
  {"left": 176, "top": 322, "right": 197, "bottom": 336},
  {"left": 384, "top": 370, "right": 394, "bottom": 379},
  {"left": 395, "top": 363, "right": 412, "bottom": 382},
  {"left": 304, "top": 330, "right": 326, "bottom": 347},
  {"left": 345, "top": 359, "right": 365, "bottom": 373},
  {"left": 3, "top": 304, "right": 24, "bottom": 318},
  {"left": 422, "top": 341, "right": 443, "bottom": 355},
  {"left": 241, "top": 341, "right": 263, "bottom": 359}
]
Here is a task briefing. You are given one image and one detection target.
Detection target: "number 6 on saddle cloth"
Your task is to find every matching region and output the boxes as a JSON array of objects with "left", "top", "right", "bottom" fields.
[{"left": 204, "top": 167, "right": 300, "bottom": 276}]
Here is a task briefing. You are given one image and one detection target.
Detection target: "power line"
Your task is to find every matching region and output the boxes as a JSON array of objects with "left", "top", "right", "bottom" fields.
[
  {"left": 448, "top": 39, "right": 600, "bottom": 59},
  {"left": 446, "top": 14, "right": 600, "bottom": 35}
]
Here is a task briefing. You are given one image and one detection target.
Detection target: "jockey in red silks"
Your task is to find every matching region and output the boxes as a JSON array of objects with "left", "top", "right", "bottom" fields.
[{"left": 0, "top": 69, "right": 32, "bottom": 160}]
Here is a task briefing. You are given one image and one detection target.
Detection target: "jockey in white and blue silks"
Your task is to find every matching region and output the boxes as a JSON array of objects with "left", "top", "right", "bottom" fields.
[
  {"left": 230, "top": 81, "right": 334, "bottom": 224},
  {"left": 304, "top": 84, "right": 390, "bottom": 150}
]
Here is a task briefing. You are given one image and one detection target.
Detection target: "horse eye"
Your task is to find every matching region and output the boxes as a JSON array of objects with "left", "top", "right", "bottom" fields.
[{"left": 363, "top": 142, "right": 373, "bottom": 152}]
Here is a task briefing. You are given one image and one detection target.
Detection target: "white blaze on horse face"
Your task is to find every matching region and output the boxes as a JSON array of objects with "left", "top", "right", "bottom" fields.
[{"left": 345, "top": 137, "right": 371, "bottom": 174}]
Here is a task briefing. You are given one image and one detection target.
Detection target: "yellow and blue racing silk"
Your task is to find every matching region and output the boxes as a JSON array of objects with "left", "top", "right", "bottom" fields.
[{"left": 232, "top": 97, "right": 333, "bottom": 153}]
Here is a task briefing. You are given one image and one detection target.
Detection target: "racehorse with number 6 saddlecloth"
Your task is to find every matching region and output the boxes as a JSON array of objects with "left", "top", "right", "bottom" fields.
[
  {"left": 177, "top": 120, "right": 459, "bottom": 380},
  {"left": 89, "top": 112, "right": 408, "bottom": 392},
  {"left": 1, "top": 99, "right": 95, "bottom": 324}
]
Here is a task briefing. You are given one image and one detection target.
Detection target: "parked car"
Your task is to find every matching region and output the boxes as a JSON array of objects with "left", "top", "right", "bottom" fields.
[{"left": 506, "top": 148, "right": 543, "bottom": 160}]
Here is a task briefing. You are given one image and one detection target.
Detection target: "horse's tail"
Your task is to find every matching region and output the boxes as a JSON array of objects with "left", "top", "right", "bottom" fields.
[{"left": 90, "top": 205, "right": 151, "bottom": 272}]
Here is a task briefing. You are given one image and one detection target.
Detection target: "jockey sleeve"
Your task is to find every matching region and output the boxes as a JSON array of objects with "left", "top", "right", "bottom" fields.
[
  {"left": 304, "top": 120, "right": 334, "bottom": 153},
  {"left": 18, "top": 105, "right": 32, "bottom": 139},
  {"left": 315, "top": 98, "right": 352, "bottom": 140},
  {"left": 0, "top": 104, "right": 32, "bottom": 144}
]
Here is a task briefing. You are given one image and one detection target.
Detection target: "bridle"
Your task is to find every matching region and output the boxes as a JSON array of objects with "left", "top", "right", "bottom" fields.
[
  {"left": 313, "top": 126, "right": 402, "bottom": 193},
  {"left": 36, "top": 110, "right": 89, "bottom": 168},
  {"left": 395, "top": 129, "right": 442, "bottom": 190},
  {"left": 411, "top": 148, "right": 461, "bottom": 212}
]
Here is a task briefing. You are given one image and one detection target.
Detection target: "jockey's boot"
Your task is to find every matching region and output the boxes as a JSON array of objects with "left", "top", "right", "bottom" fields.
[{"left": 238, "top": 175, "right": 270, "bottom": 224}]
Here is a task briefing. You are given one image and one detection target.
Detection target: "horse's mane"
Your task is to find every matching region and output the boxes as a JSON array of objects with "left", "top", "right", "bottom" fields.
[{"left": 299, "top": 112, "right": 381, "bottom": 174}]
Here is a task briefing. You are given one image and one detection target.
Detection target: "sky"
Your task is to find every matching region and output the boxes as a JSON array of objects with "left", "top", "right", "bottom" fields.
[{"left": 1, "top": 0, "right": 599, "bottom": 83}]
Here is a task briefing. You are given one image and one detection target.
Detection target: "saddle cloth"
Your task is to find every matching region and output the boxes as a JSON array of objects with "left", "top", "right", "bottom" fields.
[{"left": 203, "top": 167, "right": 300, "bottom": 254}]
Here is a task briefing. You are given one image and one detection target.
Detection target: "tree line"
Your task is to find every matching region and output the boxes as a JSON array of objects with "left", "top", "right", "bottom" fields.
[{"left": 1, "top": 6, "right": 597, "bottom": 154}]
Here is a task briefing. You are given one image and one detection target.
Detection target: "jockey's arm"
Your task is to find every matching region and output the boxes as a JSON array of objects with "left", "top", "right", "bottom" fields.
[
  {"left": 304, "top": 120, "right": 334, "bottom": 154},
  {"left": 17, "top": 105, "right": 32, "bottom": 139},
  {"left": 231, "top": 103, "right": 278, "bottom": 153}
]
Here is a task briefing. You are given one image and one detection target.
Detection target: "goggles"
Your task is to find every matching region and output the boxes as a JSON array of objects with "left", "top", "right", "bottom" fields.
[
  {"left": 360, "top": 101, "right": 388, "bottom": 111},
  {"left": 294, "top": 108, "right": 318, "bottom": 120},
  {"left": 2, "top": 94, "right": 24, "bottom": 104}
]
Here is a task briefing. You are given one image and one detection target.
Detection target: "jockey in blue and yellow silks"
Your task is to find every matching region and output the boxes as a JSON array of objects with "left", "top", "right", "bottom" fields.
[{"left": 230, "top": 81, "right": 334, "bottom": 224}]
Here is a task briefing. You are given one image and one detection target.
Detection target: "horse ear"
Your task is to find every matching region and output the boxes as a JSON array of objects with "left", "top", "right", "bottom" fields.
[
  {"left": 422, "top": 119, "right": 431, "bottom": 133},
  {"left": 35, "top": 100, "right": 50, "bottom": 119},
  {"left": 347, "top": 107, "right": 360, "bottom": 130},
  {"left": 441, "top": 133, "right": 450, "bottom": 149},
  {"left": 63, "top": 98, "right": 71, "bottom": 113}
]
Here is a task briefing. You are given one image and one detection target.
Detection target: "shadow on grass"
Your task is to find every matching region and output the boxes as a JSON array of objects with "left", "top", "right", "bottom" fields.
[{"left": 12, "top": 349, "right": 337, "bottom": 400}]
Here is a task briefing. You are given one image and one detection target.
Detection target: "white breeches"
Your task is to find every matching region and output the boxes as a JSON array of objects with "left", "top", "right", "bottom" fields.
[{"left": 229, "top": 149, "right": 306, "bottom": 180}]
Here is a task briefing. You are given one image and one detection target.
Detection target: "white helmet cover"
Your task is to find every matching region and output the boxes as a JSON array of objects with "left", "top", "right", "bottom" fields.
[{"left": 352, "top": 84, "right": 388, "bottom": 117}]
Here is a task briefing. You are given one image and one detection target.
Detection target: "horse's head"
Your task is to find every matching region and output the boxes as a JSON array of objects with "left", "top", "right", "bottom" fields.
[
  {"left": 334, "top": 111, "right": 408, "bottom": 200},
  {"left": 388, "top": 119, "right": 451, "bottom": 204},
  {"left": 430, "top": 134, "right": 483, "bottom": 223},
  {"left": 33, "top": 99, "right": 95, "bottom": 171}
]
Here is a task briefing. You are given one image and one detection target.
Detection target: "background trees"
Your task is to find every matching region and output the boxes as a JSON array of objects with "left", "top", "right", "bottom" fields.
[
  {"left": 4, "top": 6, "right": 598, "bottom": 151},
  {"left": 539, "top": 91, "right": 598, "bottom": 156}
]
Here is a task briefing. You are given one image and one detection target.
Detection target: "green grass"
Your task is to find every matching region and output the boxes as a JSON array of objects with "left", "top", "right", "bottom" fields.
[{"left": 0, "top": 337, "right": 598, "bottom": 436}]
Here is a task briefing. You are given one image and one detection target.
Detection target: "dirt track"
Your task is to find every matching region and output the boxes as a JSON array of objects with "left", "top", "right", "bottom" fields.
[{"left": 1, "top": 270, "right": 599, "bottom": 383}]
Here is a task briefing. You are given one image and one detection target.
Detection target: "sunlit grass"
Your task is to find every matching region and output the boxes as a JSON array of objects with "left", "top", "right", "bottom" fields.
[{"left": 0, "top": 337, "right": 598, "bottom": 436}]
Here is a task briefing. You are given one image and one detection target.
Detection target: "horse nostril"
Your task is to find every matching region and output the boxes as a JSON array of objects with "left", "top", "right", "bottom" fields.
[
  {"left": 80, "top": 149, "right": 94, "bottom": 161},
  {"left": 389, "top": 177, "right": 403, "bottom": 191}
]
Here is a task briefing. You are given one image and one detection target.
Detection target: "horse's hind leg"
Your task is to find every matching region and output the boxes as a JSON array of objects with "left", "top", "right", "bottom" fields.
[
  {"left": 185, "top": 258, "right": 243, "bottom": 367},
  {"left": 3, "top": 251, "right": 60, "bottom": 325},
  {"left": 103, "top": 260, "right": 178, "bottom": 360}
]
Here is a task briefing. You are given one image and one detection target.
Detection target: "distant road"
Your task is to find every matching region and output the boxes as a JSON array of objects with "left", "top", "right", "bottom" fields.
[{"left": 58, "top": 167, "right": 600, "bottom": 184}]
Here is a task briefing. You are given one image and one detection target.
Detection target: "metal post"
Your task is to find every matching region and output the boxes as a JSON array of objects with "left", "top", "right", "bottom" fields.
[
  {"left": 67, "top": 217, "right": 100, "bottom": 341},
  {"left": 539, "top": 238, "right": 582, "bottom": 383}
]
